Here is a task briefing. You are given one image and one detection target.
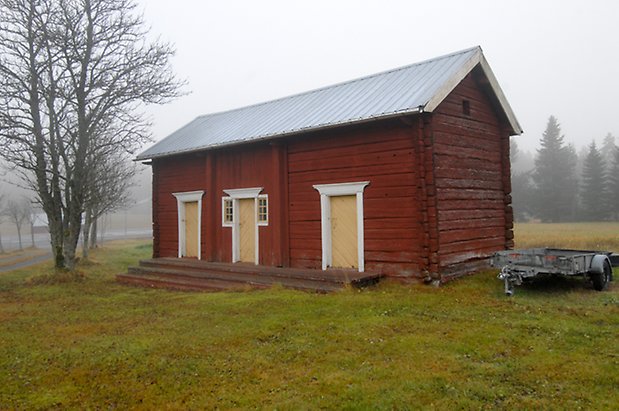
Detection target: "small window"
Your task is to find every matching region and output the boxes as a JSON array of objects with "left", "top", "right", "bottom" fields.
[
  {"left": 462, "top": 99, "right": 471, "bottom": 116},
  {"left": 222, "top": 197, "right": 234, "bottom": 226},
  {"left": 257, "top": 195, "right": 268, "bottom": 225}
]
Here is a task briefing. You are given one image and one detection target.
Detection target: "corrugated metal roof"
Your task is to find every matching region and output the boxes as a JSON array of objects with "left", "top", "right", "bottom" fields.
[{"left": 137, "top": 46, "right": 521, "bottom": 160}]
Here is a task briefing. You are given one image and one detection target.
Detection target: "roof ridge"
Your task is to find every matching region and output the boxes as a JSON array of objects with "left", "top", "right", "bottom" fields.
[
  {"left": 137, "top": 45, "right": 524, "bottom": 161},
  {"left": 196, "top": 46, "right": 482, "bottom": 120}
]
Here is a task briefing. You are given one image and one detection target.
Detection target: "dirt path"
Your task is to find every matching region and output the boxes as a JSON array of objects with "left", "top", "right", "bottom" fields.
[
  {"left": 0, "top": 249, "right": 52, "bottom": 273},
  {"left": 0, "top": 236, "right": 151, "bottom": 273}
]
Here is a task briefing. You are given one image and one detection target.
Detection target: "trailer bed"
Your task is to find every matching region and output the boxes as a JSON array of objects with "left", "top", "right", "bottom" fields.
[{"left": 491, "top": 248, "right": 615, "bottom": 295}]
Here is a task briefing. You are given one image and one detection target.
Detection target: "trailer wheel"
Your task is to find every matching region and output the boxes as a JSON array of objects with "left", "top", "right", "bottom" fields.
[{"left": 591, "top": 260, "right": 611, "bottom": 291}]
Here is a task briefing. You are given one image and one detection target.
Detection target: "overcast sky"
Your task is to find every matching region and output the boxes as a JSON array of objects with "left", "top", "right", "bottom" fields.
[{"left": 138, "top": 0, "right": 619, "bottom": 154}]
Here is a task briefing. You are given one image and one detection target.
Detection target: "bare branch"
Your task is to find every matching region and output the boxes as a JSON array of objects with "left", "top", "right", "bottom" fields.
[{"left": 0, "top": 0, "right": 184, "bottom": 269}]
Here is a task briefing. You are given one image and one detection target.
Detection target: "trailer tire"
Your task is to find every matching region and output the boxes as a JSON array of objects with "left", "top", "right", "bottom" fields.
[{"left": 591, "top": 260, "right": 611, "bottom": 291}]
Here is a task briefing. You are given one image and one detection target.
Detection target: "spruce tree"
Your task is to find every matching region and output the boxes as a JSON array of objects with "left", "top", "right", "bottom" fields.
[
  {"left": 511, "top": 171, "right": 534, "bottom": 221},
  {"left": 580, "top": 141, "right": 608, "bottom": 221},
  {"left": 510, "top": 138, "right": 520, "bottom": 165},
  {"left": 510, "top": 138, "right": 535, "bottom": 221},
  {"left": 601, "top": 133, "right": 616, "bottom": 173},
  {"left": 532, "top": 116, "right": 579, "bottom": 222},
  {"left": 609, "top": 147, "right": 619, "bottom": 220}
]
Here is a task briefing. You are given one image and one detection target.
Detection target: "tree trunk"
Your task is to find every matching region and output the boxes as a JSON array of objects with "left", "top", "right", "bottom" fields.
[
  {"left": 89, "top": 217, "right": 98, "bottom": 249},
  {"left": 82, "top": 209, "right": 91, "bottom": 259},
  {"left": 0, "top": 231, "right": 4, "bottom": 253},
  {"left": 47, "top": 211, "right": 65, "bottom": 269},
  {"left": 64, "top": 231, "right": 79, "bottom": 270},
  {"left": 63, "top": 209, "right": 82, "bottom": 270},
  {"left": 30, "top": 221, "right": 35, "bottom": 248},
  {"left": 16, "top": 225, "right": 22, "bottom": 250}
]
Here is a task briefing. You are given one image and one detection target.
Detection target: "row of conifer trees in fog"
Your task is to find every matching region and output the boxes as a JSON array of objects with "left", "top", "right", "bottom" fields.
[{"left": 511, "top": 116, "right": 619, "bottom": 222}]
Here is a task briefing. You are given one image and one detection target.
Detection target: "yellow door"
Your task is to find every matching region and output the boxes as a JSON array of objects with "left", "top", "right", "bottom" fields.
[
  {"left": 239, "top": 198, "right": 256, "bottom": 263},
  {"left": 184, "top": 201, "right": 199, "bottom": 258},
  {"left": 330, "top": 195, "right": 357, "bottom": 269}
]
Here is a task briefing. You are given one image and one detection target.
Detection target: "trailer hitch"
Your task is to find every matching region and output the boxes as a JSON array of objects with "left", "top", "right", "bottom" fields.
[{"left": 497, "top": 266, "right": 522, "bottom": 296}]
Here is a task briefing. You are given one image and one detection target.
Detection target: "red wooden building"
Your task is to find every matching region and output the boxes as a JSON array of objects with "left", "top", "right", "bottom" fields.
[{"left": 136, "top": 47, "right": 522, "bottom": 283}]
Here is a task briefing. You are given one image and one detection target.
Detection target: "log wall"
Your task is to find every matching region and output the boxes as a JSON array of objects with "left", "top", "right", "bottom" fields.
[
  {"left": 432, "top": 70, "right": 512, "bottom": 277},
  {"left": 286, "top": 119, "right": 426, "bottom": 279}
]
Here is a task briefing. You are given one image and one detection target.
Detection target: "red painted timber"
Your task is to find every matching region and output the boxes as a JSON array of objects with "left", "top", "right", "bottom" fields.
[
  {"left": 153, "top": 154, "right": 206, "bottom": 258},
  {"left": 150, "top": 67, "right": 513, "bottom": 282},
  {"left": 286, "top": 118, "right": 425, "bottom": 279},
  {"left": 432, "top": 70, "right": 512, "bottom": 275}
]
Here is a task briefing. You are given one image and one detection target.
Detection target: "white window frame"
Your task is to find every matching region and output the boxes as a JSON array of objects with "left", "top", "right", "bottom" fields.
[
  {"left": 312, "top": 181, "right": 369, "bottom": 272},
  {"left": 222, "top": 187, "right": 264, "bottom": 264},
  {"left": 257, "top": 194, "right": 268, "bottom": 226},
  {"left": 222, "top": 197, "right": 234, "bottom": 227},
  {"left": 172, "top": 190, "right": 205, "bottom": 259}
]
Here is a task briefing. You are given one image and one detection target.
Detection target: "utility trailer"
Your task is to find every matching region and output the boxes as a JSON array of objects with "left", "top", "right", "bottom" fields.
[{"left": 491, "top": 248, "right": 615, "bottom": 296}]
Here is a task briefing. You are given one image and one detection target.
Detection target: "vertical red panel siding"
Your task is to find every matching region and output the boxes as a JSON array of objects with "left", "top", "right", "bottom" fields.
[
  {"left": 203, "top": 152, "right": 216, "bottom": 261},
  {"left": 286, "top": 119, "right": 426, "bottom": 279},
  {"left": 211, "top": 143, "right": 280, "bottom": 265},
  {"left": 151, "top": 162, "right": 160, "bottom": 258},
  {"left": 270, "top": 142, "right": 290, "bottom": 267},
  {"left": 152, "top": 155, "right": 206, "bottom": 258},
  {"left": 432, "top": 70, "right": 511, "bottom": 276},
  {"left": 153, "top": 142, "right": 287, "bottom": 266}
]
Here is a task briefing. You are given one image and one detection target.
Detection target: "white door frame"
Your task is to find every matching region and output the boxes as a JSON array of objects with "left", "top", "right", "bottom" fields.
[
  {"left": 313, "top": 181, "right": 369, "bottom": 272},
  {"left": 223, "top": 187, "right": 263, "bottom": 264},
  {"left": 172, "top": 190, "right": 205, "bottom": 259}
]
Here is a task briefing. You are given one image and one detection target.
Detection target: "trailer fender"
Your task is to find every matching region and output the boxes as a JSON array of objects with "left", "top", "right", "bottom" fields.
[{"left": 589, "top": 255, "right": 612, "bottom": 280}]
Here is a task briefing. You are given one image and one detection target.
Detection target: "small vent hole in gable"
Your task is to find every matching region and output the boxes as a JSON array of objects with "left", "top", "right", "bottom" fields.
[{"left": 462, "top": 100, "right": 471, "bottom": 116}]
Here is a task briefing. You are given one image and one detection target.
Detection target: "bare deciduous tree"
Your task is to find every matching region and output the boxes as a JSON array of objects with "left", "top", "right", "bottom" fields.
[
  {"left": 82, "top": 153, "right": 136, "bottom": 259},
  {"left": 24, "top": 200, "right": 37, "bottom": 248},
  {"left": 4, "top": 198, "right": 30, "bottom": 250},
  {"left": 0, "top": 0, "right": 183, "bottom": 270},
  {"left": 0, "top": 192, "right": 5, "bottom": 253}
]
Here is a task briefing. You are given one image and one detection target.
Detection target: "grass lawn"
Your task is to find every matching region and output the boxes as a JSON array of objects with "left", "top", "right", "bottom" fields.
[{"left": 1, "top": 228, "right": 618, "bottom": 409}]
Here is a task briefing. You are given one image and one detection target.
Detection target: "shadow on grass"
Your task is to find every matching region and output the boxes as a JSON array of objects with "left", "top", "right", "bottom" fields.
[{"left": 518, "top": 274, "right": 593, "bottom": 295}]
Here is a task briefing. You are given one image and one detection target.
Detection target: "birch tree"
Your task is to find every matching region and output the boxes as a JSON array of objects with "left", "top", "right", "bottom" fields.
[{"left": 0, "top": 0, "right": 183, "bottom": 270}]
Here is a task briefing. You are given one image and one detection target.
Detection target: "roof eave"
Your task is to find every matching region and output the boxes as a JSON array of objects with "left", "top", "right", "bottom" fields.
[
  {"left": 477, "top": 55, "right": 523, "bottom": 135},
  {"left": 135, "top": 107, "right": 425, "bottom": 161}
]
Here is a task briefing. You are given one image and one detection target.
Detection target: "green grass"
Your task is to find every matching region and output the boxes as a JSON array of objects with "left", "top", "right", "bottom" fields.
[{"left": 1, "top": 233, "right": 618, "bottom": 409}]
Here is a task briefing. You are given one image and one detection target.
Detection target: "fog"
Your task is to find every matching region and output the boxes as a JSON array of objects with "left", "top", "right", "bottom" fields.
[{"left": 138, "top": 0, "right": 618, "bottom": 154}]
